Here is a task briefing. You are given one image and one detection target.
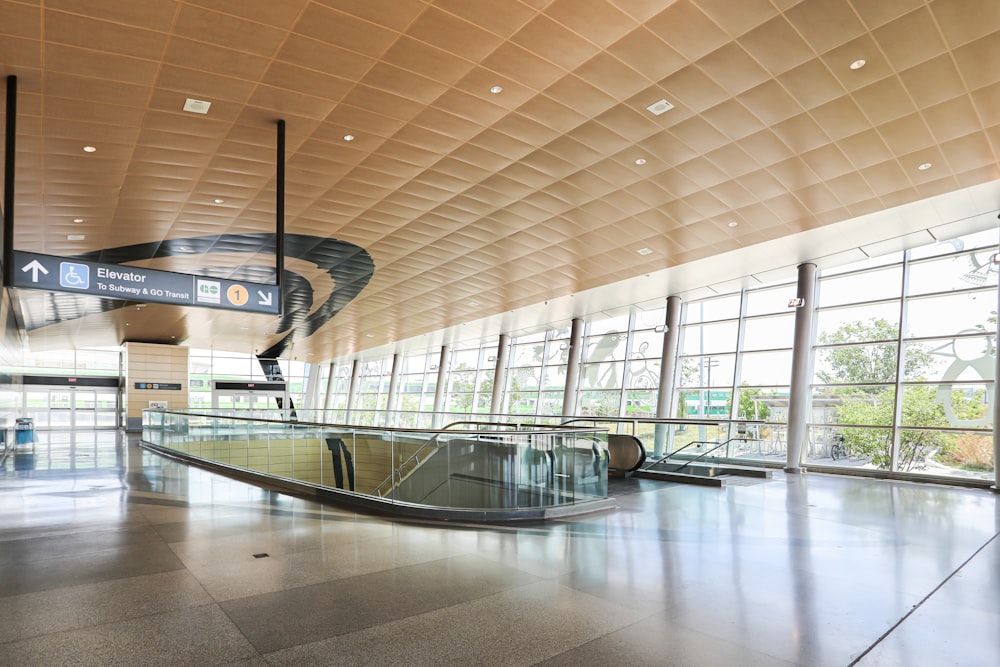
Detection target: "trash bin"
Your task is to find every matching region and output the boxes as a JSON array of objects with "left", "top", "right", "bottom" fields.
[{"left": 15, "top": 418, "right": 34, "bottom": 446}]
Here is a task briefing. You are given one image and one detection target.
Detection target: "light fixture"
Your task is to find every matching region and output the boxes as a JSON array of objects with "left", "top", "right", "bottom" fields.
[
  {"left": 83, "top": 146, "right": 97, "bottom": 153},
  {"left": 67, "top": 234, "right": 85, "bottom": 241},
  {"left": 73, "top": 218, "right": 84, "bottom": 223},
  {"left": 918, "top": 162, "right": 933, "bottom": 171},
  {"left": 635, "top": 158, "right": 647, "bottom": 165},
  {"left": 728, "top": 221, "right": 739, "bottom": 228},
  {"left": 213, "top": 198, "right": 225, "bottom": 204},
  {"left": 788, "top": 298, "right": 805, "bottom": 308},
  {"left": 177, "top": 246, "right": 193, "bottom": 252},
  {"left": 343, "top": 134, "right": 355, "bottom": 141},
  {"left": 636, "top": 247, "right": 653, "bottom": 255},
  {"left": 849, "top": 59, "right": 867, "bottom": 70},
  {"left": 365, "top": 333, "right": 374, "bottom": 338},
  {"left": 489, "top": 85, "right": 503, "bottom": 94}
]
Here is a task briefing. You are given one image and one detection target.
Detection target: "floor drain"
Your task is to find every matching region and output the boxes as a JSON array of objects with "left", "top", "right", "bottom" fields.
[{"left": 252, "top": 553, "right": 269, "bottom": 559}]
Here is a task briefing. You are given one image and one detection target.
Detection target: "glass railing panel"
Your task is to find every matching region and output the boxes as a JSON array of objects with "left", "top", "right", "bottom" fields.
[{"left": 141, "top": 409, "right": 609, "bottom": 513}]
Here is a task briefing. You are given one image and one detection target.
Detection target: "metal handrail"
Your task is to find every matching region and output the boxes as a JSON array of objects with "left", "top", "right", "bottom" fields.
[{"left": 647, "top": 437, "right": 743, "bottom": 473}]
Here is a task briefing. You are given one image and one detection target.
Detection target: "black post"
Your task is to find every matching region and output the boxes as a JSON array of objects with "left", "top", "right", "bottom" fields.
[
  {"left": 276, "top": 119, "right": 285, "bottom": 316},
  {"left": 3, "top": 75, "right": 16, "bottom": 287}
]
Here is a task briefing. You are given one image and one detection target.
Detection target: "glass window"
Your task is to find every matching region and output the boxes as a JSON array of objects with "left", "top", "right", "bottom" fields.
[
  {"left": 578, "top": 390, "right": 622, "bottom": 417},
  {"left": 677, "top": 355, "right": 736, "bottom": 388},
  {"left": 584, "top": 333, "right": 628, "bottom": 362},
  {"left": 903, "top": 337, "right": 995, "bottom": 383},
  {"left": 745, "top": 283, "right": 797, "bottom": 317},
  {"left": 734, "top": 386, "right": 787, "bottom": 423},
  {"left": 739, "top": 350, "right": 793, "bottom": 386},
  {"left": 580, "top": 362, "right": 624, "bottom": 390},
  {"left": 900, "top": 383, "right": 990, "bottom": 429},
  {"left": 685, "top": 294, "right": 741, "bottom": 324},
  {"left": 819, "top": 265, "right": 902, "bottom": 306},
  {"left": 821, "top": 251, "right": 903, "bottom": 276},
  {"left": 816, "top": 302, "right": 900, "bottom": 341},
  {"left": 814, "top": 343, "right": 898, "bottom": 385},
  {"left": 635, "top": 306, "right": 666, "bottom": 329},
  {"left": 813, "top": 386, "right": 896, "bottom": 426},
  {"left": 680, "top": 321, "right": 739, "bottom": 355},
  {"left": 742, "top": 314, "right": 794, "bottom": 350},
  {"left": 909, "top": 225, "right": 998, "bottom": 260},
  {"left": 908, "top": 250, "right": 999, "bottom": 295},
  {"left": 544, "top": 340, "right": 570, "bottom": 364},
  {"left": 905, "top": 291, "right": 996, "bottom": 339},
  {"left": 542, "top": 366, "right": 567, "bottom": 391},
  {"left": 510, "top": 343, "right": 544, "bottom": 367},
  {"left": 589, "top": 314, "right": 630, "bottom": 335}
]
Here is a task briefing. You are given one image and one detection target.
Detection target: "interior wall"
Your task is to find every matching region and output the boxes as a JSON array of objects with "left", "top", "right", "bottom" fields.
[{"left": 125, "top": 342, "right": 188, "bottom": 431}]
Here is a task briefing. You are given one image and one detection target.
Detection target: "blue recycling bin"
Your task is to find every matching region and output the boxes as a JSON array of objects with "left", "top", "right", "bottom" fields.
[{"left": 15, "top": 418, "right": 34, "bottom": 446}]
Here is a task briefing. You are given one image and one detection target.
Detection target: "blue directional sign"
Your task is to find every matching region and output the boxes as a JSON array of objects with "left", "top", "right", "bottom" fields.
[{"left": 12, "top": 250, "right": 280, "bottom": 315}]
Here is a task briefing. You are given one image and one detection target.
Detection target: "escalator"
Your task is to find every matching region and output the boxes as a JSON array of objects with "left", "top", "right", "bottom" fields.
[{"left": 609, "top": 433, "right": 771, "bottom": 488}]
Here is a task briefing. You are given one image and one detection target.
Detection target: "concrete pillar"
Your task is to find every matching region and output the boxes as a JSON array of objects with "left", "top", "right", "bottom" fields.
[
  {"left": 785, "top": 263, "right": 817, "bottom": 473},
  {"left": 562, "top": 318, "right": 584, "bottom": 419},
  {"left": 653, "top": 296, "right": 682, "bottom": 457}
]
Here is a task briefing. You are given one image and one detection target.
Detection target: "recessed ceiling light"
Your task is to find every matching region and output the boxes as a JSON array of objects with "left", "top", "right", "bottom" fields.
[
  {"left": 343, "top": 134, "right": 355, "bottom": 141},
  {"left": 213, "top": 198, "right": 224, "bottom": 204},
  {"left": 177, "top": 246, "right": 193, "bottom": 252},
  {"left": 636, "top": 247, "right": 653, "bottom": 256},
  {"left": 67, "top": 234, "right": 85, "bottom": 241},
  {"left": 850, "top": 59, "right": 867, "bottom": 70},
  {"left": 728, "top": 221, "right": 739, "bottom": 228},
  {"left": 646, "top": 99, "right": 675, "bottom": 116},
  {"left": 489, "top": 85, "right": 503, "bottom": 94},
  {"left": 365, "top": 333, "right": 374, "bottom": 338},
  {"left": 182, "top": 98, "right": 212, "bottom": 114},
  {"left": 635, "top": 158, "right": 647, "bottom": 165},
  {"left": 83, "top": 146, "right": 97, "bottom": 153},
  {"left": 918, "top": 162, "right": 933, "bottom": 170},
  {"left": 73, "top": 218, "right": 84, "bottom": 223}
]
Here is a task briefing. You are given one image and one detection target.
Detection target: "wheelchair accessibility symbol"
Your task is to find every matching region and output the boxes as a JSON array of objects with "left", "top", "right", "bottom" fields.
[{"left": 59, "top": 262, "right": 90, "bottom": 290}]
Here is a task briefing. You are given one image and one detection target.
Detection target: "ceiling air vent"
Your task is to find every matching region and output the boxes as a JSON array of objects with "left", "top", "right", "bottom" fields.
[
  {"left": 183, "top": 98, "right": 212, "bottom": 114},
  {"left": 646, "top": 99, "right": 675, "bottom": 116}
]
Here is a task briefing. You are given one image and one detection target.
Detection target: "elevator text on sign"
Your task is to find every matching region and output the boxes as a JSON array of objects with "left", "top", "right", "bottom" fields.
[{"left": 12, "top": 251, "right": 280, "bottom": 315}]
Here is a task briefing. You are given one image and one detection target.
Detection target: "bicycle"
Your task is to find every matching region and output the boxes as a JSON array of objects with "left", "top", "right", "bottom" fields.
[{"left": 830, "top": 434, "right": 848, "bottom": 461}]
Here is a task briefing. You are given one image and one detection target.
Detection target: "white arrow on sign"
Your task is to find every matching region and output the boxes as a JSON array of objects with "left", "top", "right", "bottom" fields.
[
  {"left": 257, "top": 290, "right": 273, "bottom": 306},
  {"left": 21, "top": 259, "right": 49, "bottom": 283}
]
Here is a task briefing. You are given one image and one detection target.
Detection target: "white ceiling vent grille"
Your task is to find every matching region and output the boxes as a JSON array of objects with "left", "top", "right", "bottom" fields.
[
  {"left": 183, "top": 98, "right": 212, "bottom": 114},
  {"left": 646, "top": 99, "right": 675, "bottom": 116}
]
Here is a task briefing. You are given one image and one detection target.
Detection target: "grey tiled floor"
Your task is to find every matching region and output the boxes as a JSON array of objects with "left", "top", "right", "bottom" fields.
[{"left": 2, "top": 431, "right": 999, "bottom": 666}]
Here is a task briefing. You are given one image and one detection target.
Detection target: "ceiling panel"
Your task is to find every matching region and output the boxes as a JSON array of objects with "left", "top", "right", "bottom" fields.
[{"left": 1, "top": 0, "right": 999, "bottom": 361}]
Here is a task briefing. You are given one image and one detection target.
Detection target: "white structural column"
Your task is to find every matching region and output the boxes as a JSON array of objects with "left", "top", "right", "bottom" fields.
[
  {"left": 432, "top": 345, "right": 449, "bottom": 428},
  {"left": 785, "top": 262, "right": 817, "bottom": 473},
  {"left": 562, "top": 318, "right": 584, "bottom": 418},
  {"left": 345, "top": 359, "right": 360, "bottom": 422},
  {"left": 994, "top": 247, "right": 1000, "bottom": 491},
  {"left": 653, "top": 296, "right": 682, "bottom": 457},
  {"left": 385, "top": 353, "right": 401, "bottom": 426},
  {"left": 322, "top": 362, "right": 336, "bottom": 420},
  {"left": 490, "top": 333, "right": 510, "bottom": 419}
]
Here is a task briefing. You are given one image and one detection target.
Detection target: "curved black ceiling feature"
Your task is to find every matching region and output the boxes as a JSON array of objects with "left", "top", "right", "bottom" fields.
[{"left": 24, "top": 234, "right": 374, "bottom": 358}]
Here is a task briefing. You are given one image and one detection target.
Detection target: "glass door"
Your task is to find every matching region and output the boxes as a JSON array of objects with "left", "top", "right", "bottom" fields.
[{"left": 23, "top": 386, "right": 120, "bottom": 430}]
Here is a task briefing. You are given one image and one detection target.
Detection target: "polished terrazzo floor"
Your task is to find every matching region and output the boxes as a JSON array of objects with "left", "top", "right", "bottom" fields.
[{"left": 2, "top": 430, "right": 999, "bottom": 666}]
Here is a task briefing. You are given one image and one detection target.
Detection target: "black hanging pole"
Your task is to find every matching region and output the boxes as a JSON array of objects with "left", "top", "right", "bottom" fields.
[
  {"left": 3, "top": 75, "right": 16, "bottom": 287},
  {"left": 276, "top": 118, "right": 285, "bottom": 317}
]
